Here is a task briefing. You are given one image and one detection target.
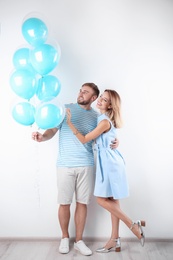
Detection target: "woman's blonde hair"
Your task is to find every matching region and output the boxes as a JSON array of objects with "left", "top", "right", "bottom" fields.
[{"left": 105, "top": 89, "right": 123, "bottom": 128}]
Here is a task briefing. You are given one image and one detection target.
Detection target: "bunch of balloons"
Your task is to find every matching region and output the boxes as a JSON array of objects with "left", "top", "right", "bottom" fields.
[{"left": 10, "top": 16, "right": 65, "bottom": 129}]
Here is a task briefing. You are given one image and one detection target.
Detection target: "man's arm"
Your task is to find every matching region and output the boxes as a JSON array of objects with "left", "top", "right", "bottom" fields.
[
  {"left": 110, "top": 138, "right": 119, "bottom": 149},
  {"left": 32, "top": 128, "right": 58, "bottom": 142}
]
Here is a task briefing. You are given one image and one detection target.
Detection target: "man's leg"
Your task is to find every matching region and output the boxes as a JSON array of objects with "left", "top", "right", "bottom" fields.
[
  {"left": 75, "top": 202, "right": 87, "bottom": 242},
  {"left": 74, "top": 202, "right": 92, "bottom": 255},
  {"left": 73, "top": 166, "right": 94, "bottom": 256},
  {"left": 57, "top": 167, "right": 76, "bottom": 254},
  {"left": 58, "top": 204, "right": 71, "bottom": 254},
  {"left": 74, "top": 166, "right": 95, "bottom": 242},
  {"left": 58, "top": 204, "right": 70, "bottom": 238}
]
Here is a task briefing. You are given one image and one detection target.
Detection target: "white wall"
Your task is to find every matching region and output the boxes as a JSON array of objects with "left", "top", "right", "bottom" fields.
[{"left": 0, "top": 0, "right": 173, "bottom": 239}]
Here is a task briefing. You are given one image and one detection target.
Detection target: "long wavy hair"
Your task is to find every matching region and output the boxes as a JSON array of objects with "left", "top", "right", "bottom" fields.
[{"left": 104, "top": 89, "right": 123, "bottom": 128}]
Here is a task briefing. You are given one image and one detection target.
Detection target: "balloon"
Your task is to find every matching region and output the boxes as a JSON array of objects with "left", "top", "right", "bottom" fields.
[
  {"left": 12, "top": 101, "right": 35, "bottom": 126},
  {"left": 30, "top": 43, "right": 60, "bottom": 75},
  {"left": 22, "top": 17, "right": 48, "bottom": 46},
  {"left": 12, "top": 47, "right": 34, "bottom": 70},
  {"left": 36, "top": 75, "right": 61, "bottom": 100},
  {"left": 10, "top": 68, "right": 37, "bottom": 100},
  {"left": 35, "top": 97, "right": 65, "bottom": 129}
]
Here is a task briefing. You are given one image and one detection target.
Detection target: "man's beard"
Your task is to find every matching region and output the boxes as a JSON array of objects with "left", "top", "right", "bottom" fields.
[{"left": 77, "top": 98, "right": 91, "bottom": 105}]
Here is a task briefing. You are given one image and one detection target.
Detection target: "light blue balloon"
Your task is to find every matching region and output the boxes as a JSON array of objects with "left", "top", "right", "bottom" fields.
[
  {"left": 36, "top": 75, "right": 61, "bottom": 100},
  {"left": 30, "top": 43, "right": 60, "bottom": 75},
  {"left": 12, "top": 47, "right": 33, "bottom": 70},
  {"left": 10, "top": 68, "right": 37, "bottom": 100},
  {"left": 12, "top": 102, "right": 35, "bottom": 126},
  {"left": 22, "top": 17, "right": 48, "bottom": 47},
  {"left": 35, "top": 102, "right": 65, "bottom": 129}
]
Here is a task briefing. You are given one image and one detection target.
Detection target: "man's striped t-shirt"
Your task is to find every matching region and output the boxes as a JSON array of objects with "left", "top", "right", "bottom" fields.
[{"left": 57, "top": 103, "right": 98, "bottom": 167}]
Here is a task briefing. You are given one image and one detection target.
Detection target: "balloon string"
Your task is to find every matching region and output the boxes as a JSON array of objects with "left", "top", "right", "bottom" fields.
[{"left": 31, "top": 125, "right": 41, "bottom": 208}]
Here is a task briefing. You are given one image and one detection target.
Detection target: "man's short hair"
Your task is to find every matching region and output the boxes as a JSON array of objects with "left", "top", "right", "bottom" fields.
[{"left": 82, "top": 82, "right": 100, "bottom": 97}]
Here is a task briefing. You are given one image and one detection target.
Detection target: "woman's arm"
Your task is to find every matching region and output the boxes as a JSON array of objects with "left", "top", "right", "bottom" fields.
[{"left": 66, "top": 108, "right": 110, "bottom": 144}]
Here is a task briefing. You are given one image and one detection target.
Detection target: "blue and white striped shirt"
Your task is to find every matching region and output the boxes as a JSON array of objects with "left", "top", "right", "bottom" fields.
[{"left": 57, "top": 103, "right": 98, "bottom": 167}]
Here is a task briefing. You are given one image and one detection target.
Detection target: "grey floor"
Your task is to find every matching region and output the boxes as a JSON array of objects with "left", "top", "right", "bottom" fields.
[{"left": 0, "top": 238, "right": 173, "bottom": 260}]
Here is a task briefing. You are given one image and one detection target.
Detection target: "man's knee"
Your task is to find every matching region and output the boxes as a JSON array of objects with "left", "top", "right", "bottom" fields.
[
  {"left": 59, "top": 204, "right": 71, "bottom": 212},
  {"left": 76, "top": 202, "right": 87, "bottom": 208},
  {"left": 76, "top": 202, "right": 87, "bottom": 213}
]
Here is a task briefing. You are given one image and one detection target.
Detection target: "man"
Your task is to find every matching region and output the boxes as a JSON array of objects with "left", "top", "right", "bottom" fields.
[{"left": 32, "top": 83, "right": 118, "bottom": 256}]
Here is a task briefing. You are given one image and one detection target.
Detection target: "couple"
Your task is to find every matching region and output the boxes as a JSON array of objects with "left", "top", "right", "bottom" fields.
[{"left": 32, "top": 83, "right": 145, "bottom": 256}]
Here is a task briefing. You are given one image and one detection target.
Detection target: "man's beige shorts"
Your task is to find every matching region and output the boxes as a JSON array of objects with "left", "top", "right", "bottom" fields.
[{"left": 57, "top": 166, "right": 95, "bottom": 205}]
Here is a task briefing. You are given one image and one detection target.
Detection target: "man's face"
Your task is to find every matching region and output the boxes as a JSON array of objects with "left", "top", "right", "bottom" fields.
[{"left": 77, "top": 86, "right": 96, "bottom": 105}]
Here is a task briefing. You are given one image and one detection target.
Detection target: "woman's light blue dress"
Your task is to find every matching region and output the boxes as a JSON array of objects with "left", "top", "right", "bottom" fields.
[{"left": 94, "top": 114, "right": 129, "bottom": 199}]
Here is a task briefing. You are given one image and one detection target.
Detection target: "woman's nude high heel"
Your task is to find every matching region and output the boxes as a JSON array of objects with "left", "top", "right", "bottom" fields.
[
  {"left": 130, "top": 220, "right": 146, "bottom": 246},
  {"left": 96, "top": 237, "right": 121, "bottom": 253}
]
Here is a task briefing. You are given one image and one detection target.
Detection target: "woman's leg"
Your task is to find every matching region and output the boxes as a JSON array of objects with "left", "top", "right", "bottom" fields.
[
  {"left": 110, "top": 211, "right": 119, "bottom": 238},
  {"left": 96, "top": 201, "right": 121, "bottom": 252},
  {"left": 103, "top": 212, "right": 120, "bottom": 249},
  {"left": 97, "top": 197, "right": 142, "bottom": 239}
]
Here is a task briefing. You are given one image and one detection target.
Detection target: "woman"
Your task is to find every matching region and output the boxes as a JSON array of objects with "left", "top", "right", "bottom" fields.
[{"left": 66, "top": 89, "right": 145, "bottom": 253}]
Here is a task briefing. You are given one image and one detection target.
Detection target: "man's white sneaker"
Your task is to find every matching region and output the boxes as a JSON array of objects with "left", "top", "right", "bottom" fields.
[
  {"left": 59, "top": 238, "right": 69, "bottom": 254},
  {"left": 74, "top": 240, "right": 92, "bottom": 256}
]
